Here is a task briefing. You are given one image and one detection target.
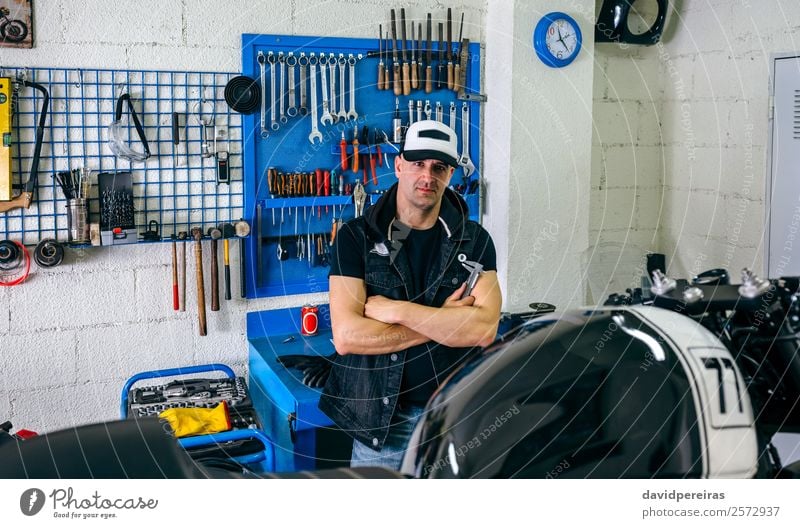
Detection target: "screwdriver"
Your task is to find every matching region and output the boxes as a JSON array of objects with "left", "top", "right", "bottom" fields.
[
  {"left": 324, "top": 170, "right": 331, "bottom": 213},
  {"left": 352, "top": 126, "right": 360, "bottom": 173},
  {"left": 340, "top": 131, "right": 349, "bottom": 170}
]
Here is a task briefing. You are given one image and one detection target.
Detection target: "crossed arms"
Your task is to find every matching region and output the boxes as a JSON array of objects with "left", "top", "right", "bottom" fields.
[{"left": 329, "top": 272, "right": 502, "bottom": 355}]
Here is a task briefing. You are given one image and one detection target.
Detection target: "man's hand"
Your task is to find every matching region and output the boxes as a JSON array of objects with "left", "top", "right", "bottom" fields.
[
  {"left": 443, "top": 282, "right": 475, "bottom": 308},
  {"left": 364, "top": 294, "right": 402, "bottom": 325}
]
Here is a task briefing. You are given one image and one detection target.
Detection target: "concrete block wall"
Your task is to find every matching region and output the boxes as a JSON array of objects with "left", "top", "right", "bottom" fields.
[
  {"left": 589, "top": 41, "right": 664, "bottom": 303},
  {"left": 588, "top": 0, "right": 793, "bottom": 296},
  {"left": 656, "top": 0, "right": 787, "bottom": 278},
  {"left": 0, "top": 0, "right": 487, "bottom": 433}
]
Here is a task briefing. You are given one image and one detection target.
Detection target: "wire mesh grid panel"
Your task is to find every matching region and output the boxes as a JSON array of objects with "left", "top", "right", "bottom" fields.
[{"left": 0, "top": 66, "right": 244, "bottom": 246}]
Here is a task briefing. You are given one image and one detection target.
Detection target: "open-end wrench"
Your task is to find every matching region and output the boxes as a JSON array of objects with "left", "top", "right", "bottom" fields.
[
  {"left": 459, "top": 102, "right": 475, "bottom": 178},
  {"left": 299, "top": 53, "right": 308, "bottom": 116},
  {"left": 308, "top": 54, "right": 323, "bottom": 144},
  {"left": 278, "top": 52, "right": 287, "bottom": 124},
  {"left": 319, "top": 55, "right": 334, "bottom": 126},
  {"left": 268, "top": 52, "right": 279, "bottom": 131},
  {"left": 257, "top": 51, "right": 269, "bottom": 138},
  {"left": 435, "top": 101, "right": 443, "bottom": 122},
  {"left": 328, "top": 54, "right": 337, "bottom": 121},
  {"left": 286, "top": 52, "right": 298, "bottom": 118},
  {"left": 337, "top": 54, "right": 347, "bottom": 122},
  {"left": 424, "top": 100, "right": 432, "bottom": 120},
  {"left": 449, "top": 101, "right": 456, "bottom": 130},
  {"left": 346, "top": 54, "right": 359, "bottom": 121}
]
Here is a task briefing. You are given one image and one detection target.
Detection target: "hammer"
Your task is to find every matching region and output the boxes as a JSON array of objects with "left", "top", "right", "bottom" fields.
[
  {"left": 235, "top": 220, "right": 250, "bottom": 298},
  {"left": 207, "top": 226, "right": 222, "bottom": 311},
  {"left": 220, "top": 223, "right": 235, "bottom": 301},
  {"left": 191, "top": 227, "right": 207, "bottom": 336}
]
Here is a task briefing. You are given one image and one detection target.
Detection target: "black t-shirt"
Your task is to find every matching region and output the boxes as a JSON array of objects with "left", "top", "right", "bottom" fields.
[{"left": 329, "top": 219, "right": 497, "bottom": 404}]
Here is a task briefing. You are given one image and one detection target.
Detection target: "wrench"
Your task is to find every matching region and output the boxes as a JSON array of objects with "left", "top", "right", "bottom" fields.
[
  {"left": 319, "top": 55, "right": 334, "bottom": 125},
  {"left": 286, "top": 52, "right": 298, "bottom": 117},
  {"left": 268, "top": 52, "right": 279, "bottom": 131},
  {"left": 416, "top": 100, "right": 422, "bottom": 122},
  {"left": 424, "top": 100, "right": 432, "bottom": 120},
  {"left": 278, "top": 52, "right": 287, "bottom": 124},
  {"left": 449, "top": 101, "right": 456, "bottom": 130},
  {"left": 257, "top": 51, "right": 269, "bottom": 138},
  {"left": 328, "top": 54, "right": 337, "bottom": 121},
  {"left": 408, "top": 99, "right": 415, "bottom": 126},
  {"left": 299, "top": 53, "right": 308, "bottom": 116},
  {"left": 307, "top": 54, "right": 323, "bottom": 145},
  {"left": 459, "top": 102, "right": 475, "bottom": 178},
  {"left": 435, "top": 101, "right": 443, "bottom": 122},
  {"left": 337, "top": 54, "right": 348, "bottom": 122},
  {"left": 346, "top": 54, "right": 359, "bottom": 121}
]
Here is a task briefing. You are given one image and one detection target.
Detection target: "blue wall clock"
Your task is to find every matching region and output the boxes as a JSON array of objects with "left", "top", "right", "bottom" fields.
[{"left": 533, "top": 12, "right": 583, "bottom": 68}]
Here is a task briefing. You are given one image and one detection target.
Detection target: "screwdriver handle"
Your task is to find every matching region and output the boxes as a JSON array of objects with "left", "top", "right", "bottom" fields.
[
  {"left": 411, "top": 62, "right": 418, "bottom": 90},
  {"left": 378, "top": 63, "right": 385, "bottom": 91},
  {"left": 352, "top": 140, "right": 360, "bottom": 173},
  {"left": 340, "top": 137, "right": 349, "bottom": 170},
  {"left": 171, "top": 112, "right": 180, "bottom": 146},
  {"left": 402, "top": 63, "right": 411, "bottom": 95}
]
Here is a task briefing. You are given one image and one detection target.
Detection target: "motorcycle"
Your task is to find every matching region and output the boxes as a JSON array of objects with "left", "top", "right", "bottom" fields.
[
  {"left": 2, "top": 268, "right": 800, "bottom": 478},
  {"left": 402, "top": 268, "right": 800, "bottom": 478}
]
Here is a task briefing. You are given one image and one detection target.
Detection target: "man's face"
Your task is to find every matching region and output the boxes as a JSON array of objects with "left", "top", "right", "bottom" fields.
[{"left": 395, "top": 155, "right": 455, "bottom": 213}]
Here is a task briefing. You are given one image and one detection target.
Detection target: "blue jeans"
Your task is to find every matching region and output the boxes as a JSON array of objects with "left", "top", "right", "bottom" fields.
[{"left": 350, "top": 405, "right": 426, "bottom": 471}]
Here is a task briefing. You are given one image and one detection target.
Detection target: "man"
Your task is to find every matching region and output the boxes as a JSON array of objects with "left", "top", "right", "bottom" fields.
[{"left": 319, "top": 120, "right": 502, "bottom": 471}]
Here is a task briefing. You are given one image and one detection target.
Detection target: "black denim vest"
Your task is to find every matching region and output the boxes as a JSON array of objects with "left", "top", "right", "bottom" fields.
[{"left": 319, "top": 187, "right": 484, "bottom": 451}]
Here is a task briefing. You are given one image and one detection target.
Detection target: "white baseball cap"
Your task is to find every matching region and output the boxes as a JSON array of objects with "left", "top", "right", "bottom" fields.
[{"left": 400, "top": 120, "right": 459, "bottom": 168}]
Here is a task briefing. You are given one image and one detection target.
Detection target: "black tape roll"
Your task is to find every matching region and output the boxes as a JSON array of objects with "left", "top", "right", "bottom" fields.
[
  {"left": 0, "top": 240, "right": 22, "bottom": 271},
  {"left": 224, "top": 75, "right": 261, "bottom": 115},
  {"left": 34, "top": 239, "right": 64, "bottom": 268}
]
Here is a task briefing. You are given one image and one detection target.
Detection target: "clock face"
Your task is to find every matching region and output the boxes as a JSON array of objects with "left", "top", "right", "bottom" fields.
[
  {"left": 544, "top": 19, "right": 579, "bottom": 61},
  {"left": 533, "top": 12, "right": 583, "bottom": 68}
]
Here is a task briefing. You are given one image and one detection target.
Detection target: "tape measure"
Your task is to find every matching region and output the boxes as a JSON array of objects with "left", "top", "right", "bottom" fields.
[{"left": 0, "top": 77, "right": 11, "bottom": 202}]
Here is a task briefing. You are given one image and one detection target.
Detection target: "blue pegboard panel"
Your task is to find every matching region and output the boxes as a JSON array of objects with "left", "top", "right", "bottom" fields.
[
  {"left": 0, "top": 66, "right": 244, "bottom": 246},
  {"left": 241, "top": 33, "right": 482, "bottom": 298}
]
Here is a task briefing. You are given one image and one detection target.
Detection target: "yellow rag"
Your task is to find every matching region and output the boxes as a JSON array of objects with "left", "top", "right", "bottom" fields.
[{"left": 159, "top": 402, "right": 231, "bottom": 438}]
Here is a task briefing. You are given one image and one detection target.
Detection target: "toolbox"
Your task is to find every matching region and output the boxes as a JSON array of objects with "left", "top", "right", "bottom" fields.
[
  {"left": 120, "top": 363, "right": 275, "bottom": 472},
  {"left": 247, "top": 305, "right": 352, "bottom": 472}
]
